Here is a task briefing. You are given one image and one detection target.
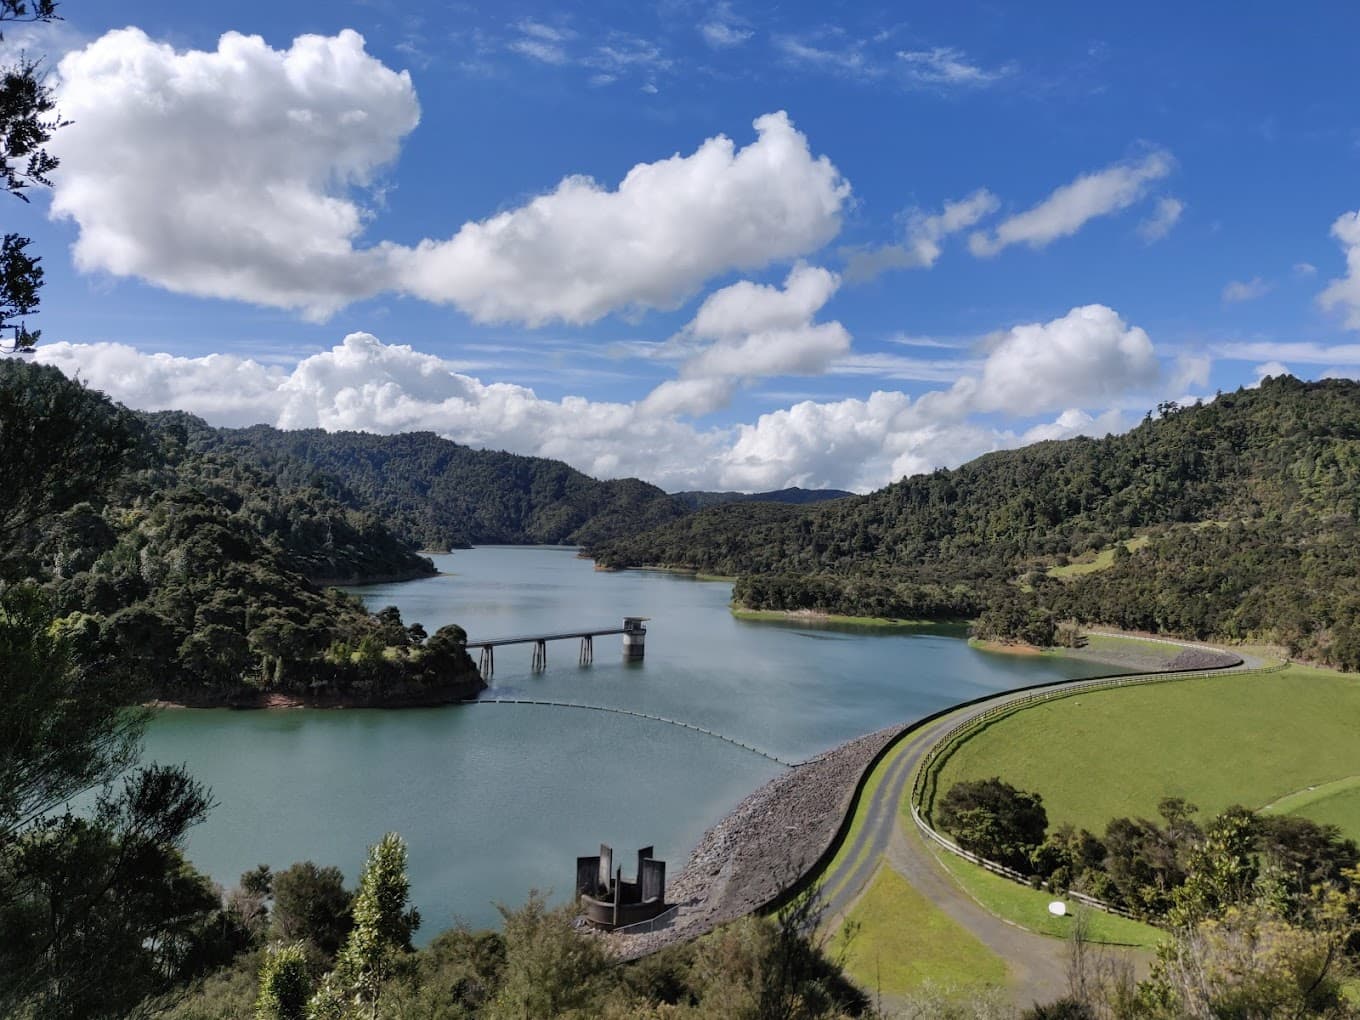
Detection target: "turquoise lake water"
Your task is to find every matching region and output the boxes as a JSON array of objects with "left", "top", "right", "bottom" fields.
[{"left": 142, "top": 546, "right": 1117, "bottom": 934}]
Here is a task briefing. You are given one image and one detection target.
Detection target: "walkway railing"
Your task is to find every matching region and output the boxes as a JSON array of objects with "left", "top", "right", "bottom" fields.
[
  {"left": 908, "top": 656, "right": 1290, "bottom": 920},
  {"left": 612, "top": 903, "right": 680, "bottom": 935}
]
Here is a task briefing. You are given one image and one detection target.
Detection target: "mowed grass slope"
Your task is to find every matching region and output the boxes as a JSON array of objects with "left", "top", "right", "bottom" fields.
[
  {"left": 1264, "top": 776, "right": 1360, "bottom": 835},
  {"left": 932, "top": 664, "right": 1360, "bottom": 838},
  {"left": 832, "top": 865, "right": 1007, "bottom": 997}
]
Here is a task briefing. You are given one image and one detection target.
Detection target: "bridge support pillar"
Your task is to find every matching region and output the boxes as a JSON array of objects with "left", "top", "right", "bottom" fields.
[
  {"left": 478, "top": 645, "right": 494, "bottom": 680},
  {"left": 532, "top": 639, "right": 547, "bottom": 671},
  {"left": 579, "top": 635, "right": 593, "bottom": 666}
]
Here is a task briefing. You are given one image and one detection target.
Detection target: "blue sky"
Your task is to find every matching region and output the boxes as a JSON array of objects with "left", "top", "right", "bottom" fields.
[{"left": 9, "top": 1, "right": 1360, "bottom": 491}]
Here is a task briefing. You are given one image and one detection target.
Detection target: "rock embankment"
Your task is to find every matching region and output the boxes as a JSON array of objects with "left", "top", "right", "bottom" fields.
[
  {"left": 607, "top": 724, "right": 904, "bottom": 959},
  {"left": 1165, "top": 646, "right": 1241, "bottom": 670}
]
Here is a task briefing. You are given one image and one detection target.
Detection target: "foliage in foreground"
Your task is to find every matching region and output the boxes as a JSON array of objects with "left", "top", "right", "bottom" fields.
[{"left": 186, "top": 873, "right": 873, "bottom": 1020}]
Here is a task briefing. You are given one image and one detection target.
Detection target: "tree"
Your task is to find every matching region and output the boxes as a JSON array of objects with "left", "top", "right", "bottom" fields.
[
  {"left": 0, "top": 232, "right": 41, "bottom": 347},
  {"left": 487, "top": 891, "right": 612, "bottom": 1020},
  {"left": 0, "top": 581, "right": 144, "bottom": 840},
  {"left": 255, "top": 942, "right": 312, "bottom": 1020},
  {"left": 317, "top": 832, "right": 419, "bottom": 1020},
  {"left": 0, "top": 339, "right": 232, "bottom": 1017},
  {"left": 1138, "top": 904, "right": 1350, "bottom": 1019},
  {"left": 1, "top": 0, "right": 63, "bottom": 350},
  {"left": 0, "top": 360, "right": 144, "bottom": 550},
  {"left": 936, "top": 777, "right": 1049, "bottom": 872},
  {"left": 0, "top": 764, "right": 223, "bottom": 1018},
  {"left": 1169, "top": 806, "right": 1259, "bottom": 927},
  {"left": 270, "top": 861, "right": 353, "bottom": 958}
]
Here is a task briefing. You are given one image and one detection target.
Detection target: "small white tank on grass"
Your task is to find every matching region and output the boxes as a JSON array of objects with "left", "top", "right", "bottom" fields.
[{"left": 1048, "top": 901, "right": 1067, "bottom": 916}]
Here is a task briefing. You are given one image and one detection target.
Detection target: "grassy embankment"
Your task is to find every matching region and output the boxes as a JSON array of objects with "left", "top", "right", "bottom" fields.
[
  {"left": 832, "top": 865, "right": 1007, "bottom": 999},
  {"left": 931, "top": 662, "right": 1360, "bottom": 839}
]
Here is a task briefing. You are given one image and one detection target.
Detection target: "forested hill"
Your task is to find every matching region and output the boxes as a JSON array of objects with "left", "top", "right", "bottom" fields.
[
  {"left": 191, "top": 424, "right": 689, "bottom": 550},
  {"left": 672, "top": 486, "right": 855, "bottom": 510},
  {"left": 588, "top": 376, "right": 1360, "bottom": 669},
  {"left": 3, "top": 362, "right": 480, "bottom": 707}
]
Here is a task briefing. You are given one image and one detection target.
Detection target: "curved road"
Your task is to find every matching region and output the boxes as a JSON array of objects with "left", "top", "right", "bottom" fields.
[
  {"left": 808, "top": 660, "right": 1264, "bottom": 1003},
  {"left": 814, "top": 689, "right": 1073, "bottom": 1002}
]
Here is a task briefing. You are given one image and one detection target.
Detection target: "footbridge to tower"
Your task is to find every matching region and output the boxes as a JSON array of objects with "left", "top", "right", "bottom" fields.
[{"left": 467, "top": 616, "right": 648, "bottom": 679}]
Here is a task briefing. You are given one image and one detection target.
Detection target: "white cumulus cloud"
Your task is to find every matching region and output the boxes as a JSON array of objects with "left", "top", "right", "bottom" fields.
[
  {"left": 967, "top": 304, "right": 1160, "bottom": 415},
  {"left": 36, "top": 334, "right": 727, "bottom": 488},
  {"left": 640, "top": 263, "right": 850, "bottom": 416},
  {"left": 1319, "top": 210, "right": 1360, "bottom": 329},
  {"left": 33, "top": 303, "right": 1173, "bottom": 494},
  {"left": 50, "top": 28, "right": 420, "bottom": 320},
  {"left": 969, "top": 150, "right": 1174, "bottom": 257},
  {"left": 49, "top": 29, "right": 850, "bottom": 328},
  {"left": 388, "top": 111, "right": 849, "bottom": 325}
]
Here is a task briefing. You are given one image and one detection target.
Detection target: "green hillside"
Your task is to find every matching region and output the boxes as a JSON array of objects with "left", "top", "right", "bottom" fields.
[
  {"left": 588, "top": 377, "right": 1360, "bottom": 667},
  {"left": 3, "top": 362, "right": 479, "bottom": 706},
  {"left": 193, "top": 423, "right": 689, "bottom": 550}
]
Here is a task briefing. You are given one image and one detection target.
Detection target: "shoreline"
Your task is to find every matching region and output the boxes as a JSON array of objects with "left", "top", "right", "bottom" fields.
[
  {"left": 316, "top": 565, "right": 439, "bottom": 587},
  {"left": 732, "top": 607, "right": 966, "bottom": 629},
  {"left": 146, "top": 678, "right": 486, "bottom": 711},
  {"left": 593, "top": 562, "right": 736, "bottom": 582}
]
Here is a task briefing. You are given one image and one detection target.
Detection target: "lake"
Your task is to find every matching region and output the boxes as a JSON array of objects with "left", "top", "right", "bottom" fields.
[{"left": 143, "top": 546, "right": 1119, "bottom": 935}]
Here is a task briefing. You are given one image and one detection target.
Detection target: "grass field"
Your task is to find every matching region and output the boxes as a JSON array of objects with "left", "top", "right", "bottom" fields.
[
  {"left": 832, "top": 865, "right": 1008, "bottom": 998},
  {"left": 920, "top": 834, "right": 1164, "bottom": 948},
  {"left": 1047, "top": 536, "right": 1150, "bottom": 578},
  {"left": 930, "top": 664, "right": 1360, "bottom": 839}
]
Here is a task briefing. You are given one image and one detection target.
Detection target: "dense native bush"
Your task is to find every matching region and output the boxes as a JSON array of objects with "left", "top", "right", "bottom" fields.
[{"left": 592, "top": 377, "right": 1360, "bottom": 669}]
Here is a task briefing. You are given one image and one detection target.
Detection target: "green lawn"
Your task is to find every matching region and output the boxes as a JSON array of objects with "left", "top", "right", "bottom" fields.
[
  {"left": 831, "top": 865, "right": 1008, "bottom": 998},
  {"left": 931, "top": 664, "right": 1360, "bottom": 839},
  {"left": 921, "top": 835, "right": 1164, "bottom": 948}
]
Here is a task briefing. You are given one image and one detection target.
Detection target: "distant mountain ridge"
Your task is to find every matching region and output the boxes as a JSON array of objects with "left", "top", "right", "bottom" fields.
[
  {"left": 672, "top": 486, "right": 855, "bottom": 510},
  {"left": 189, "top": 424, "right": 690, "bottom": 550}
]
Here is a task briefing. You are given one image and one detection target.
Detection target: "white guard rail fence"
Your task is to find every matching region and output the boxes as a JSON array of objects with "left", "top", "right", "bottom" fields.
[{"left": 909, "top": 657, "right": 1291, "bottom": 922}]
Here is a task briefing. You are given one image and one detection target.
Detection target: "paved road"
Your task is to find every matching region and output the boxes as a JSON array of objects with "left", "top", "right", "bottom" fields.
[{"left": 810, "top": 665, "right": 1236, "bottom": 1003}]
